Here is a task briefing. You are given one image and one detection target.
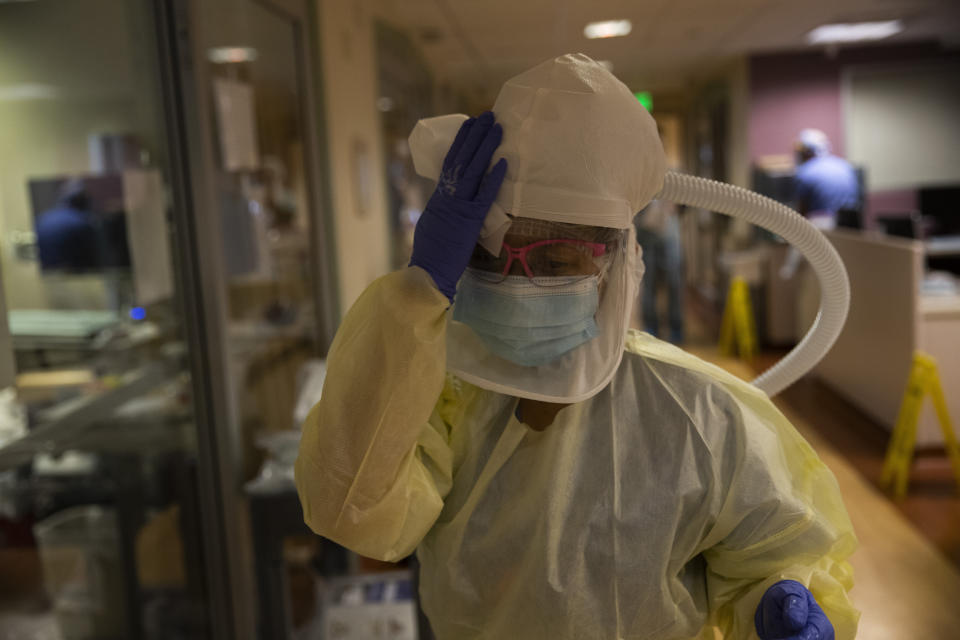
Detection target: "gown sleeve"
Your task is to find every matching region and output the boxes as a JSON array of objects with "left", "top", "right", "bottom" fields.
[
  {"left": 701, "top": 385, "right": 860, "bottom": 640},
  {"left": 294, "top": 267, "right": 459, "bottom": 562}
]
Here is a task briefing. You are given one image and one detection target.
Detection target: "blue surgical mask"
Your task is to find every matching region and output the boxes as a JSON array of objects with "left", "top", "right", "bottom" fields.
[{"left": 452, "top": 270, "right": 601, "bottom": 367}]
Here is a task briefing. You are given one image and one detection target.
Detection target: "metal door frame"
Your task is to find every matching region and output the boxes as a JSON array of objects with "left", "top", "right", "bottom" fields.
[{"left": 151, "top": 0, "right": 337, "bottom": 637}]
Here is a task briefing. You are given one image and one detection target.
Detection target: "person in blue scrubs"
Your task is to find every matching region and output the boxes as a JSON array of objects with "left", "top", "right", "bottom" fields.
[
  {"left": 793, "top": 129, "right": 859, "bottom": 224},
  {"left": 36, "top": 179, "right": 101, "bottom": 271}
]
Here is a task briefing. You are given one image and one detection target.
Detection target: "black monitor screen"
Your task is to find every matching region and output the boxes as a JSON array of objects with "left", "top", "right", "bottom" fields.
[
  {"left": 29, "top": 175, "right": 131, "bottom": 273},
  {"left": 919, "top": 186, "right": 960, "bottom": 236}
]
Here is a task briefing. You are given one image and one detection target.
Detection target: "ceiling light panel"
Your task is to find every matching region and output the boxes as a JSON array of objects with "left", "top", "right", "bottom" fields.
[
  {"left": 806, "top": 20, "right": 904, "bottom": 44},
  {"left": 584, "top": 19, "right": 632, "bottom": 39}
]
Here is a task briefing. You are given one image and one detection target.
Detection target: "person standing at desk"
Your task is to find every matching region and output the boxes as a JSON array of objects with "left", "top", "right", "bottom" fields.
[
  {"left": 781, "top": 129, "right": 859, "bottom": 280},
  {"left": 793, "top": 129, "right": 859, "bottom": 228}
]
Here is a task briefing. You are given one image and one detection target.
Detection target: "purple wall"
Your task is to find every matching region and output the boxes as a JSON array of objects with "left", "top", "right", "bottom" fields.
[
  {"left": 749, "top": 56, "right": 842, "bottom": 160},
  {"left": 748, "top": 43, "right": 959, "bottom": 225},
  {"left": 867, "top": 189, "right": 919, "bottom": 217}
]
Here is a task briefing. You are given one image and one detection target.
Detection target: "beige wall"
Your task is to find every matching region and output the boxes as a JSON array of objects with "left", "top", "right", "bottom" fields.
[
  {"left": 653, "top": 113, "right": 685, "bottom": 172},
  {"left": 845, "top": 61, "right": 960, "bottom": 190},
  {"left": 317, "top": 0, "right": 392, "bottom": 315},
  {"left": 681, "top": 55, "right": 751, "bottom": 187},
  {"left": 725, "top": 57, "right": 750, "bottom": 190}
]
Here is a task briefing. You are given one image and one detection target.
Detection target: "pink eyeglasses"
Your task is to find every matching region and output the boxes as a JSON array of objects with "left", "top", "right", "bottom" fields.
[{"left": 468, "top": 238, "right": 608, "bottom": 286}]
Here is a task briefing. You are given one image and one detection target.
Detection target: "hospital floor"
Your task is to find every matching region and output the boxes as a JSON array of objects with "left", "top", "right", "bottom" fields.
[{"left": 686, "top": 342, "right": 960, "bottom": 638}]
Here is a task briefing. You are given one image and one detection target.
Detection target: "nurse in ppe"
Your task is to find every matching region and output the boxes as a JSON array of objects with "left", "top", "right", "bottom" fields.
[{"left": 296, "top": 54, "right": 858, "bottom": 640}]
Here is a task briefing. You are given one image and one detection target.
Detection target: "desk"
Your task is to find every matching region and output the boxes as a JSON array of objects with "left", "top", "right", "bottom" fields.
[
  {"left": 816, "top": 231, "right": 960, "bottom": 446},
  {"left": 8, "top": 310, "right": 119, "bottom": 344},
  {"left": 8, "top": 313, "right": 162, "bottom": 374},
  {"left": 0, "top": 365, "right": 174, "bottom": 472}
]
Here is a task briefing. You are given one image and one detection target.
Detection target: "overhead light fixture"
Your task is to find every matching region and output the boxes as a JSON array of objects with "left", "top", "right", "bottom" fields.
[
  {"left": 207, "top": 47, "right": 258, "bottom": 64},
  {"left": 584, "top": 19, "right": 632, "bottom": 40},
  {"left": 806, "top": 20, "right": 903, "bottom": 45},
  {"left": 597, "top": 60, "right": 614, "bottom": 72}
]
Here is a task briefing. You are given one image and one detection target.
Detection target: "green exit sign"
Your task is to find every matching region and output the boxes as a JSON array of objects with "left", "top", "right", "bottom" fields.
[{"left": 634, "top": 91, "right": 653, "bottom": 111}]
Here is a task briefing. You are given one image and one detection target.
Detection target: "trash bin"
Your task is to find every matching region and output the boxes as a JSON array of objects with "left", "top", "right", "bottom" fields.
[{"left": 33, "top": 506, "right": 126, "bottom": 640}]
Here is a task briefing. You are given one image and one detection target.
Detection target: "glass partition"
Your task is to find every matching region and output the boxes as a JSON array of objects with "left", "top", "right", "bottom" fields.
[
  {"left": 188, "top": 0, "right": 337, "bottom": 637},
  {"left": 0, "top": 1, "right": 213, "bottom": 638}
]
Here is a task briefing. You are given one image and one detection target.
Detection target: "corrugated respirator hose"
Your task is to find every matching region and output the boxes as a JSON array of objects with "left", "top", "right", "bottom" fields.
[{"left": 658, "top": 171, "right": 851, "bottom": 396}]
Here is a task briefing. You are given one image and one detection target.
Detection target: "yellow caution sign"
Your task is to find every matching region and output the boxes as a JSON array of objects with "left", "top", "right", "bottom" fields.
[
  {"left": 718, "top": 276, "right": 758, "bottom": 361},
  {"left": 880, "top": 352, "right": 960, "bottom": 499}
]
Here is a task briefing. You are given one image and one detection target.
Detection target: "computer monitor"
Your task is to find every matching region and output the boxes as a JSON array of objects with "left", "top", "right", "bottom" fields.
[
  {"left": 29, "top": 174, "right": 131, "bottom": 273},
  {"left": 919, "top": 185, "right": 960, "bottom": 237},
  {"left": 751, "top": 167, "right": 796, "bottom": 206},
  {"left": 877, "top": 213, "right": 922, "bottom": 240}
]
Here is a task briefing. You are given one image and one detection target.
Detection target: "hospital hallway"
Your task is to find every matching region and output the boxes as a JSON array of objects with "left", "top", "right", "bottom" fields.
[
  {"left": 686, "top": 334, "right": 960, "bottom": 638},
  {"left": 3, "top": 0, "right": 960, "bottom": 638}
]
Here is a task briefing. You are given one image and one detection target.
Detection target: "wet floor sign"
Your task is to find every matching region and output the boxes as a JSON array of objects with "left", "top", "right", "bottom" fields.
[
  {"left": 881, "top": 351, "right": 960, "bottom": 499},
  {"left": 718, "top": 276, "right": 757, "bottom": 362}
]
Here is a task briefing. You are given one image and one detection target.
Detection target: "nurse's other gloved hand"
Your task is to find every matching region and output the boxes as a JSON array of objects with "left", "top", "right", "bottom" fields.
[
  {"left": 755, "top": 580, "right": 834, "bottom": 640},
  {"left": 409, "top": 111, "right": 508, "bottom": 302}
]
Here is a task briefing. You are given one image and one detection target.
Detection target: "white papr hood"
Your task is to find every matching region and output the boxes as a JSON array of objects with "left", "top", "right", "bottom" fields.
[{"left": 409, "top": 53, "right": 666, "bottom": 402}]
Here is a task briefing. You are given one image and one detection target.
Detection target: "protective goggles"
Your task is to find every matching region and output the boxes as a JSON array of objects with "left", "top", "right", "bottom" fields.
[{"left": 468, "top": 238, "right": 610, "bottom": 286}]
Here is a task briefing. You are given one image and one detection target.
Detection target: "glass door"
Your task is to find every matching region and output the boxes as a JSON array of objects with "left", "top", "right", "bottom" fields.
[
  {"left": 168, "top": 0, "right": 337, "bottom": 637},
  {"left": 0, "top": 1, "right": 220, "bottom": 638}
]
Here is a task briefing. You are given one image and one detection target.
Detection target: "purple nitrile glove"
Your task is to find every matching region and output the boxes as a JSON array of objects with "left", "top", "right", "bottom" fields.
[
  {"left": 409, "top": 111, "right": 508, "bottom": 302},
  {"left": 755, "top": 580, "right": 834, "bottom": 640}
]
